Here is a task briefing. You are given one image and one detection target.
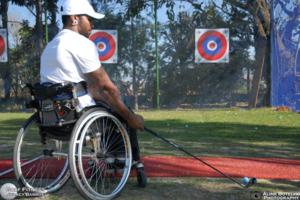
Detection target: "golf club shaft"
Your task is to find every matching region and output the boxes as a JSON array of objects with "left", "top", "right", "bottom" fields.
[{"left": 144, "top": 127, "right": 246, "bottom": 188}]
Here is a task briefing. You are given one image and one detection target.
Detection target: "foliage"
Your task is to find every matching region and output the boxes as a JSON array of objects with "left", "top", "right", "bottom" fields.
[
  {"left": 2, "top": 0, "right": 271, "bottom": 109},
  {"left": 88, "top": 0, "right": 257, "bottom": 108},
  {"left": 91, "top": 3, "right": 156, "bottom": 107},
  {"left": 1, "top": 0, "right": 59, "bottom": 100},
  {"left": 217, "top": 0, "right": 271, "bottom": 107},
  {"left": 158, "top": 3, "right": 254, "bottom": 107},
  {"left": 9, "top": 21, "right": 40, "bottom": 98}
]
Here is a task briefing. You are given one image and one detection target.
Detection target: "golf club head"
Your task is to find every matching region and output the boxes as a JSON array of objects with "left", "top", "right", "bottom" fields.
[{"left": 244, "top": 177, "right": 257, "bottom": 188}]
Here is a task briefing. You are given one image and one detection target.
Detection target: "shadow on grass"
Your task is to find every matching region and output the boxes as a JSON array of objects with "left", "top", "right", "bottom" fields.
[
  {"left": 1, "top": 117, "right": 300, "bottom": 159},
  {"left": 141, "top": 119, "right": 300, "bottom": 159},
  {"left": 0, "top": 118, "right": 30, "bottom": 159},
  {"left": 0, "top": 118, "right": 27, "bottom": 137}
]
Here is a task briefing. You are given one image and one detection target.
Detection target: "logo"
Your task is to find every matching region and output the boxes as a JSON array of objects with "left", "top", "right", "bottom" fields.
[
  {"left": 0, "top": 183, "right": 17, "bottom": 200},
  {"left": 195, "top": 28, "right": 229, "bottom": 63},
  {"left": 250, "top": 191, "right": 262, "bottom": 200},
  {"left": 0, "top": 183, "right": 44, "bottom": 199},
  {"left": 89, "top": 30, "right": 118, "bottom": 63}
]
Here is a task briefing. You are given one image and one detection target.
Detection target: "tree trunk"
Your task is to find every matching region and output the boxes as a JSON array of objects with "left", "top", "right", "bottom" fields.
[
  {"left": 248, "top": 0, "right": 270, "bottom": 108},
  {"left": 131, "top": 17, "right": 139, "bottom": 110},
  {"left": 248, "top": 36, "right": 267, "bottom": 108},
  {"left": 263, "top": 37, "right": 271, "bottom": 106},
  {"left": 35, "top": 0, "right": 44, "bottom": 57},
  {"left": 48, "top": 0, "right": 59, "bottom": 40},
  {"left": 0, "top": 2, "right": 8, "bottom": 28},
  {"left": 247, "top": 67, "right": 251, "bottom": 97}
]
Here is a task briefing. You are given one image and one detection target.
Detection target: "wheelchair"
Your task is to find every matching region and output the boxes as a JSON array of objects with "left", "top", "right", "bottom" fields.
[{"left": 13, "top": 82, "right": 146, "bottom": 200}]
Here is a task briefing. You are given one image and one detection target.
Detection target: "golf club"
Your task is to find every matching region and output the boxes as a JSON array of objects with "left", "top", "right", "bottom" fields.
[{"left": 144, "top": 127, "right": 257, "bottom": 189}]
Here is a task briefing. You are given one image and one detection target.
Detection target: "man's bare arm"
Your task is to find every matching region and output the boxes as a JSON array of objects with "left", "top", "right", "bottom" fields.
[{"left": 85, "top": 67, "right": 144, "bottom": 130}]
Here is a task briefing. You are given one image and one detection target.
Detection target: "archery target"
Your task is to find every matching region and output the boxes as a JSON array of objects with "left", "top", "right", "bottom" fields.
[
  {"left": 89, "top": 30, "right": 117, "bottom": 63},
  {"left": 0, "top": 29, "right": 8, "bottom": 63},
  {"left": 195, "top": 29, "right": 229, "bottom": 63}
]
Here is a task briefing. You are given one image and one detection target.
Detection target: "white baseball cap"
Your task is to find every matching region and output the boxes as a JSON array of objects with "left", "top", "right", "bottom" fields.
[{"left": 61, "top": 0, "right": 105, "bottom": 19}]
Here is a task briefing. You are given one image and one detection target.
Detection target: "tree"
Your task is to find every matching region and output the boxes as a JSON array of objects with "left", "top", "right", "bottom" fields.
[
  {"left": 90, "top": 0, "right": 156, "bottom": 109},
  {"left": 45, "top": 0, "right": 59, "bottom": 40},
  {"left": 215, "top": 0, "right": 271, "bottom": 107},
  {"left": 9, "top": 21, "right": 40, "bottom": 98},
  {"left": 89, "top": 0, "right": 257, "bottom": 108},
  {"left": 157, "top": 2, "right": 253, "bottom": 107},
  {"left": 247, "top": 0, "right": 271, "bottom": 107},
  {"left": 11, "top": 0, "right": 45, "bottom": 56},
  {"left": 1, "top": 0, "right": 59, "bottom": 100},
  {"left": 0, "top": 0, "right": 59, "bottom": 100}
]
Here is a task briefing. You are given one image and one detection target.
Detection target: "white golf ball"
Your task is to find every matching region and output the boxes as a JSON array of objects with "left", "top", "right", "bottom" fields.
[{"left": 242, "top": 177, "right": 250, "bottom": 185}]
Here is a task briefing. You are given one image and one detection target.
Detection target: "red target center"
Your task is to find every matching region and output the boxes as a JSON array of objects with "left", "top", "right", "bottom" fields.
[
  {"left": 209, "top": 43, "right": 216, "bottom": 49},
  {"left": 98, "top": 43, "right": 104, "bottom": 50}
]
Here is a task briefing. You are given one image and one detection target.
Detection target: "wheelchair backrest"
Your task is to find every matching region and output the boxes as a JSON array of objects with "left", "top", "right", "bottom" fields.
[{"left": 26, "top": 81, "right": 87, "bottom": 126}]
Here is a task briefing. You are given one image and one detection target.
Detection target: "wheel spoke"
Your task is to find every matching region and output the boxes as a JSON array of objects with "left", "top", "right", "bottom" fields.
[
  {"left": 70, "top": 109, "right": 132, "bottom": 199},
  {"left": 14, "top": 115, "right": 70, "bottom": 194}
]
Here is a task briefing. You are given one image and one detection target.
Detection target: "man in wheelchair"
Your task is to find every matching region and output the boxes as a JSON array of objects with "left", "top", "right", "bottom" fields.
[{"left": 37, "top": 0, "right": 146, "bottom": 188}]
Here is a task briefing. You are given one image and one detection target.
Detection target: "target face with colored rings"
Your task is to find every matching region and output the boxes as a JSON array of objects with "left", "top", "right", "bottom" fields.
[
  {"left": 0, "top": 29, "right": 7, "bottom": 62},
  {"left": 195, "top": 29, "right": 229, "bottom": 63},
  {"left": 0, "top": 35, "right": 5, "bottom": 56},
  {"left": 89, "top": 30, "right": 118, "bottom": 63}
]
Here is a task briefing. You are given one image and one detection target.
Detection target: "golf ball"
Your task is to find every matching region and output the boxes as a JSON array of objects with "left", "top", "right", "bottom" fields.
[{"left": 242, "top": 177, "right": 250, "bottom": 185}]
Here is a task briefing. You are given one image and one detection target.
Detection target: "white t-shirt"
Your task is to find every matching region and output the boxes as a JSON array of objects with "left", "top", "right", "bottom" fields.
[{"left": 40, "top": 29, "right": 101, "bottom": 110}]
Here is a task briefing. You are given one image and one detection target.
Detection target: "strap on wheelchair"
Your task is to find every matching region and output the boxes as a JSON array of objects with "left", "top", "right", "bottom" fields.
[{"left": 29, "top": 81, "right": 87, "bottom": 100}]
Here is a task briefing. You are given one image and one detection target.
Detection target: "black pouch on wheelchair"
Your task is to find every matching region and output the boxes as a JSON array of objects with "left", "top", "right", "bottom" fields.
[
  {"left": 27, "top": 82, "right": 87, "bottom": 126},
  {"left": 39, "top": 99, "right": 77, "bottom": 126}
]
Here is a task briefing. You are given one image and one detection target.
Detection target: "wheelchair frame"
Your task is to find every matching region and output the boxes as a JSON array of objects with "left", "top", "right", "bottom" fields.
[{"left": 12, "top": 83, "right": 135, "bottom": 200}]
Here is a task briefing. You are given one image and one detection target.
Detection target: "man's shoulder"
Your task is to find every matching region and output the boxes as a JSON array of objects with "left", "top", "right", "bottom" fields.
[{"left": 59, "top": 30, "right": 95, "bottom": 48}]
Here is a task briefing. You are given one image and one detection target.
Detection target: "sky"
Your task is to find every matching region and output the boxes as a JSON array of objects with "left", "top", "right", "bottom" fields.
[
  {"left": 7, "top": 0, "right": 195, "bottom": 28},
  {"left": 7, "top": 1, "right": 63, "bottom": 27},
  {"left": 8, "top": 4, "right": 35, "bottom": 27},
  {"left": 5, "top": 1, "right": 175, "bottom": 46}
]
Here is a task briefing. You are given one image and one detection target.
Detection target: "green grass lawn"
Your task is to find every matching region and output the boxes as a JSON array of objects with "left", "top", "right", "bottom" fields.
[
  {"left": 140, "top": 108, "right": 300, "bottom": 159},
  {"left": 0, "top": 108, "right": 300, "bottom": 200},
  {"left": 1, "top": 108, "right": 300, "bottom": 159}
]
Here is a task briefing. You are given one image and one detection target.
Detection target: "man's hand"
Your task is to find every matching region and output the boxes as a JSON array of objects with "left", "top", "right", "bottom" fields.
[{"left": 127, "top": 113, "right": 144, "bottom": 131}]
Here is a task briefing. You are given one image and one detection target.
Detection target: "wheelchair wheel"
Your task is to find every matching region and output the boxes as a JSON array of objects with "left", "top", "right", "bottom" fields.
[
  {"left": 13, "top": 114, "right": 70, "bottom": 194},
  {"left": 69, "top": 108, "right": 132, "bottom": 200}
]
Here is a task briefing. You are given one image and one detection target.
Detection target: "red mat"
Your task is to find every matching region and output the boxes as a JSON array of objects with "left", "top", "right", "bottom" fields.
[{"left": 1, "top": 156, "right": 300, "bottom": 180}]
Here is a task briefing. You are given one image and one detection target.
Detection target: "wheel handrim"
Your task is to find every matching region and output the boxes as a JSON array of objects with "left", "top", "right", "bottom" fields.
[
  {"left": 13, "top": 116, "right": 70, "bottom": 194},
  {"left": 70, "top": 111, "right": 132, "bottom": 199}
]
